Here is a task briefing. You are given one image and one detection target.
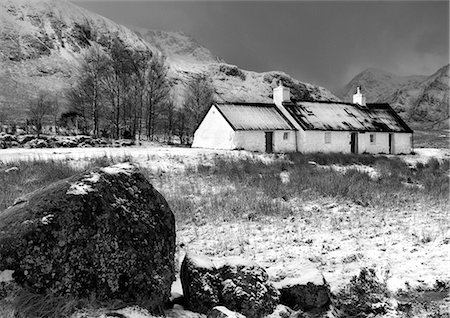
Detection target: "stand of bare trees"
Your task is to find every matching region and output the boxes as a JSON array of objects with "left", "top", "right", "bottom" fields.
[
  {"left": 66, "top": 40, "right": 215, "bottom": 143},
  {"left": 67, "top": 40, "right": 171, "bottom": 140}
]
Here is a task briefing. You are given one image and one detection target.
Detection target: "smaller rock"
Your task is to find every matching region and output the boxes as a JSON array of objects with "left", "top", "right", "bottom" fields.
[
  {"left": 264, "top": 304, "right": 293, "bottom": 318},
  {"left": 208, "top": 306, "right": 246, "bottom": 318},
  {"left": 4, "top": 167, "right": 19, "bottom": 173},
  {"left": 17, "top": 135, "right": 35, "bottom": 145},
  {"left": 25, "top": 139, "right": 49, "bottom": 148},
  {"left": 0, "top": 270, "right": 14, "bottom": 283},
  {"left": 218, "top": 256, "right": 280, "bottom": 318},
  {"left": 279, "top": 171, "right": 290, "bottom": 184},
  {"left": 274, "top": 268, "right": 330, "bottom": 311},
  {"left": 180, "top": 254, "right": 279, "bottom": 317},
  {"left": 181, "top": 253, "right": 221, "bottom": 313}
]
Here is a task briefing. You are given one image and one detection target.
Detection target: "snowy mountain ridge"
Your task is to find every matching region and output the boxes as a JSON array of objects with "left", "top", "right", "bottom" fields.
[
  {"left": 0, "top": 0, "right": 338, "bottom": 123},
  {"left": 338, "top": 66, "right": 449, "bottom": 129}
]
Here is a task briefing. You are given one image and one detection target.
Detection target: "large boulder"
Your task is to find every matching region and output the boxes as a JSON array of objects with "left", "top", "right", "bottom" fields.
[
  {"left": 0, "top": 162, "right": 176, "bottom": 312},
  {"left": 180, "top": 253, "right": 279, "bottom": 318},
  {"left": 273, "top": 268, "right": 330, "bottom": 311}
]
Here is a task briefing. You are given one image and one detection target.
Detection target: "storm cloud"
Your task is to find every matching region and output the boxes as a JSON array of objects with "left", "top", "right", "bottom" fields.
[{"left": 72, "top": 0, "right": 449, "bottom": 92}]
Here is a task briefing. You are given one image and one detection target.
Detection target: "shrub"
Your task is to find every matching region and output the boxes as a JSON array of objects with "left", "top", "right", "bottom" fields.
[{"left": 335, "top": 268, "right": 391, "bottom": 317}]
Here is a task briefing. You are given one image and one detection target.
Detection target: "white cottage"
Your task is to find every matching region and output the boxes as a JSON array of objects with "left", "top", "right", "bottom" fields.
[{"left": 192, "top": 85, "right": 413, "bottom": 154}]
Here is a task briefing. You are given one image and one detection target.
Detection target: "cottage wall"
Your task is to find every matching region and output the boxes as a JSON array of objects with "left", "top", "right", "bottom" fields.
[
  {"left": 299, "top": 130, "right": 351, "bottom": 153},
  {"left": 393, "top": 133, "right": 413, "bottom": 154},
  {"left": 234, "top": 130, "right": 296, "bottom": 152},
  {"left": 192, "top": 106, "right": 235, "bottom": 149},
  {"left": 358, "top": 132, "right": 389, "bottom": 154},
  {"left": 297, "top": 130, "right": 413, "bottom": 154}
]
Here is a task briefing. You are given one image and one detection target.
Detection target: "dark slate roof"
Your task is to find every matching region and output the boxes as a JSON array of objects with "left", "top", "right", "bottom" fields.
[
  {"left": 283, "top": 101, "right": 413, "bottom": 133},
  {"left": 215, "top": 103, "right": 296, "bottom": 131}
]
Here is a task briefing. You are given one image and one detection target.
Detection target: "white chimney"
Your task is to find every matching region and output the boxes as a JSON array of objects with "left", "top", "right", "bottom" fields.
[
  {"left": 353, "top": 86, "right": 366, "bottom": 106},
  {"left": 273, "top": 82, "right": 291, "bottom": 107}
]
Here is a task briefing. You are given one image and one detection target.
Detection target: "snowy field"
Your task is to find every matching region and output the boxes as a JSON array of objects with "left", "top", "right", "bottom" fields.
[
  {"left": 1, "top": 145, "right": 448, "bottom": 166},
  {"left": 1, "top": 144, "right": 449, "bottom": 318}
]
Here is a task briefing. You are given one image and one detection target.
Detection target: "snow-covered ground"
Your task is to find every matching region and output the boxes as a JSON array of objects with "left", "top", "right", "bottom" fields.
[
  {"left": 1, "top": 144, "right": 448, "bottom": 168},
  {"left": 1, "top": 145, "right": 449, "bottom": 318},
  {"left": 0, "top": 144, "right": 284, "bottom": 172}
]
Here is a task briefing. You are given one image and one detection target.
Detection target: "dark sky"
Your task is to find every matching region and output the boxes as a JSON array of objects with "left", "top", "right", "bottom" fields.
[{"left": 72, "top": 0, "right": 449, "bottom": 92}]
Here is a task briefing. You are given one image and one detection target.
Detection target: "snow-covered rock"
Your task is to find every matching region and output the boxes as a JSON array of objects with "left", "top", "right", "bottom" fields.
[
  {"left": 0, "top": 162, "right": 176, "bottom": 312},
  {"left": 180, "top": 253, "right": 280, "bottom": 318},
  {"left": 273, "top": 268, "right": 330, "bottom": 311},
  {"left": 181, "top": 252, "right": 221, "bottom": 313},
  {"left": 207, "top": 306, "right": 245, "bottom": 318}
]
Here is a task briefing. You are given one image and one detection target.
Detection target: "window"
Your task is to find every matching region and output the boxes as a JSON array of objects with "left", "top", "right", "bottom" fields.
[
  {"left": 370, "top": 133, "right": 376, "bottom": 144},
  {"left": 324, "top": 132, "right": 331, "bottom": 144},
  {"left": 283, "top": 132, "right": 289, "bottom": 140}
]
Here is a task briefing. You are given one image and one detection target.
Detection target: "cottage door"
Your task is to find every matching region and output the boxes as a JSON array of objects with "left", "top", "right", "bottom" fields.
[
  {"left": 389, "top": 134, "right": 394, "bottom": 154},
  {"left": 350, "top": 133, "right": 358, "bottom": 154},
  {"left": 265, "top": 132, "right": 273, "bottom": 153}
]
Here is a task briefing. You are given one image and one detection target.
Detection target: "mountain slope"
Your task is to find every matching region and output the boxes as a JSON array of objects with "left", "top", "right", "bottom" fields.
[
  {"left": 338, "top": 66, "right": 449, "bottom": 129},
  {"left": 132, "top": 27, "right": 338, "bottom": 106},
  {"left": 0, "top": 0, "right": 338, "bottom": 124},
  {"left": 0, "top": 0, "right": 154, "bottom": 120}
]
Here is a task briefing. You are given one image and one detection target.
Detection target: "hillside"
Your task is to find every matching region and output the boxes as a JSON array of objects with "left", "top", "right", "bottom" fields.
[
  {"left": 338, "top": 66, "right": 449, "bottom": 130},
  {"left": 0, "top": 0, "right": 153, "bottom": 121},
  {"left": 0, "top": 0, "right": 338, "bottom": 124}
]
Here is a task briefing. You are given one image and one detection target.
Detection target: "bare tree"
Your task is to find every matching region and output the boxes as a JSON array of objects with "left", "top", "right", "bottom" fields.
[
  {"left": 28, "top": 92, "right": 54, "bottom": 137},
  {"left": 181, "top": 74, "right": 215, "bottom": 143},
  {"left": 128, "top": 50, "right": 151, "bottom": 140},
  {"left": 144, "top": 55, "right": 170, "bottom": 140},
  {"left": 0, "top": 107, "right": 9, "bottom": 132},
  {"left": 80, "top": 46, "right": 109, "bottom": 137}
]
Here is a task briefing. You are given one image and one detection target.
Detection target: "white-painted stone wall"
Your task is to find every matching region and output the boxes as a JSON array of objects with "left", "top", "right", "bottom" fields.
[
  {"left": 393, "top": 133, "right": 413, "bottom": 154},
  {"left": 298, "top": 130, "right": 351, "bottom": 153},
  {"left": 192, "top": 105, "right": 413, "bottom": 154},
  {"left": 296, "top": 130, "right": 412, "bottom": 154},
  {"left": 358, "top": 132, "right": 389, "bottom": 154},
  {"left": 234, "top": 130, "right": 296, "bottom": 152},
  {"left": 273, "top": 130, "right": 297, "bottom": 152},
  {"left": 192, "top": 106, "right": 236, "bottom": 149}
]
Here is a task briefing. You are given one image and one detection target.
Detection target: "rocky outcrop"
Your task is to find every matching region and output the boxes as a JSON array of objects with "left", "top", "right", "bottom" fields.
[
  {"left": 0, "top": 162, "right": 176, "bottom": 312},
  {"left": 0, "top": 133, "right": 133, "bottom": 149},
  {"left": 180, "top": 253, "right": 279, "bottom": 318},
  {"left": 274, "top": 268, "right": 330, "bottom": 311}
]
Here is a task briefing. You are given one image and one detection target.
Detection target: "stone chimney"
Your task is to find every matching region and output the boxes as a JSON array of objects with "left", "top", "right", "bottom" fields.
[
  {"left": 273, "top": 81, "right": 291, "bottom": 107},
  {"left": 353, "top": 86, "right": 366, "bottom": 106}
]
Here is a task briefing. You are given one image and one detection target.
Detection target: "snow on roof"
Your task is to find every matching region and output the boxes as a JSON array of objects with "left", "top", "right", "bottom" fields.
[
  {"left": 284, "top": 101, "right": 413, "bottom": 133},
  {"left": 215, "top": 103, "right": 295, "bottom": 131}
]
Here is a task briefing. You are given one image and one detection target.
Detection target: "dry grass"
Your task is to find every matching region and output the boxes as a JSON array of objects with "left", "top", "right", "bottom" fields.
[
  {"left": 0, "top": 150, "right": 448, "bottom": 317},
  {"left": 160, "top": 153, "right": 449, "bottom": 225}
]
